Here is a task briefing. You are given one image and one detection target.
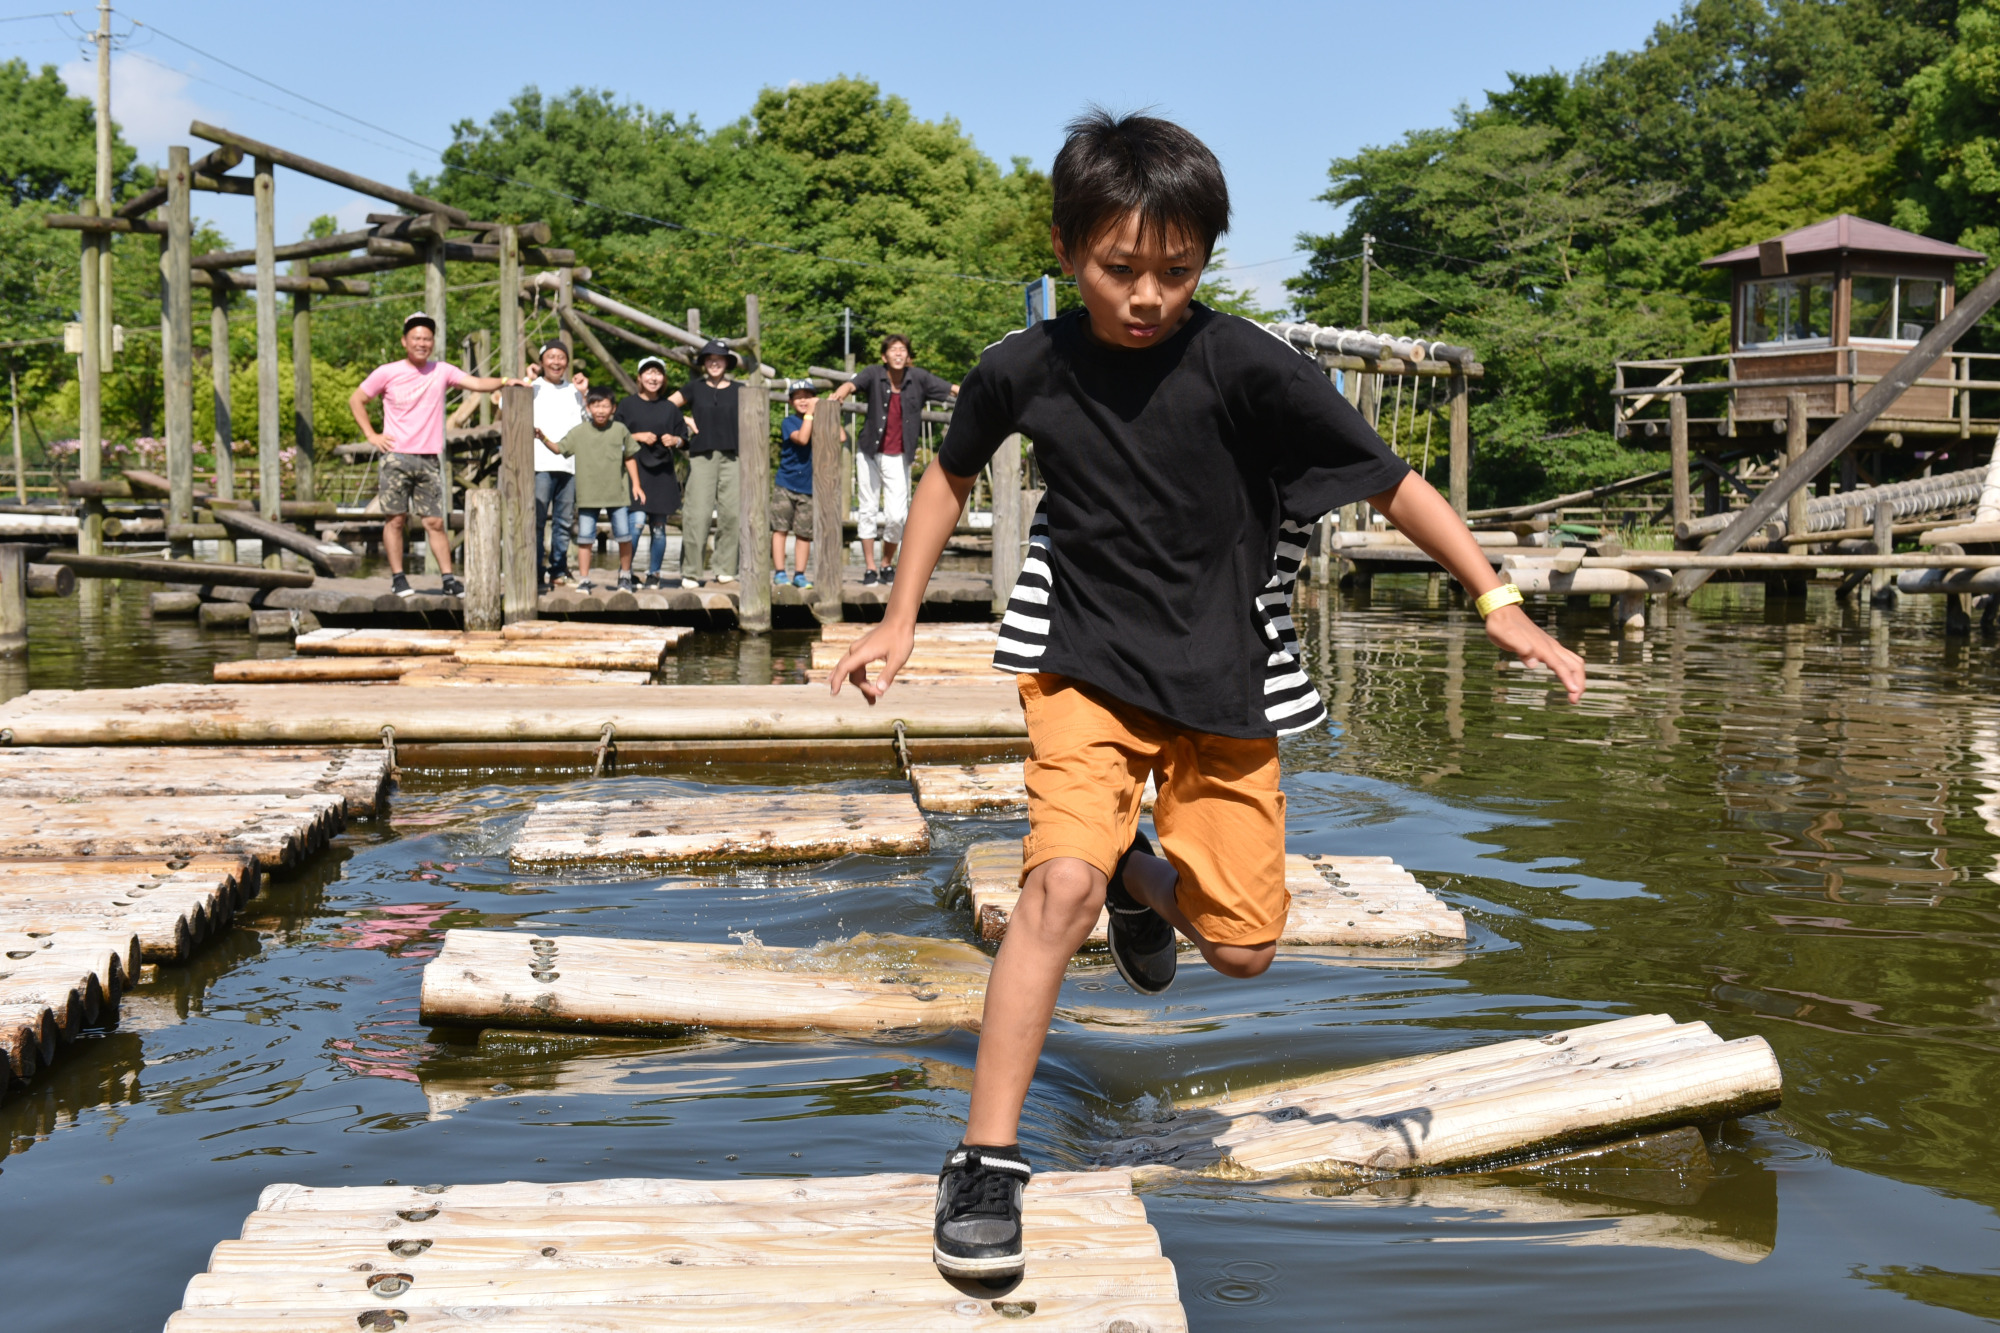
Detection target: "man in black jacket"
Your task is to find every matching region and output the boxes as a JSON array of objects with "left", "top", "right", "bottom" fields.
[{"left": 829, "top": 334, "right": 957, "bottom": 584}]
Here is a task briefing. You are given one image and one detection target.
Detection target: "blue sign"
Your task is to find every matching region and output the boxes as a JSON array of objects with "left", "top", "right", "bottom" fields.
[{"left": 1025, "top": 275, "right": 1056, "bottom": 329}]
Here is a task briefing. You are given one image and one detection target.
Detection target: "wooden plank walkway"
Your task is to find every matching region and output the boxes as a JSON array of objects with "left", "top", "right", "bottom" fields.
[
  {"left": 163, "top": 1168, "right": 1185, "bottom": 1331},
  {"left": 912, "top": 762, "right": 1154, "bottom": 813},
  {"left": 0, "top": 745, "right": 390, "bottom": 815},
  {"left": 510, "top": 792, "right": 931, "bottom": 868},
  {"left": 420, "top": 930, "right": 989, "bottom": 1035},
  {"left": 0, "top": 682, "right": 1024, "bottom": 746},
  {"left": 1096, "top": 1014, "right": 1782, "bottom": 1181},
  {"left": 0, "top": 930, "right": 139, "bottom": 1082},
  {"left": 0, "top": 793, "right": 344, "bottom": 868},
  {"left": 0, "top": 855, "right": 256, "bottom": 962},
  {"left": 956, "top": 840, "right": 1467, "bottom": 948}
]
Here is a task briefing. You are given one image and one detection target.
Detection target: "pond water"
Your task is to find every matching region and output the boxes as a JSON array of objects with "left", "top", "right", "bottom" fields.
[{"left": 4, "top": 579, "right": 2000, "bottom": 1330}]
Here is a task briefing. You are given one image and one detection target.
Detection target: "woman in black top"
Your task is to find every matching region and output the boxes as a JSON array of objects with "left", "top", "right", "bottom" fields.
[
  {"left": 616, "top": 356, "right": 693, "bottom": 588},
  {"left": 665, "top": 340, "right": 743, "bottom": 583}
]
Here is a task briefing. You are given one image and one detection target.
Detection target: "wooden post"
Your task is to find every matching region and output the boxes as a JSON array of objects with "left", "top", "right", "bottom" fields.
[
  {"left": 77, "top": 201, "right": 104, "bottom": 557},
  {"left": 737, "top": 295, "right": 772, "bottom": 633},
  {"left": 686, "top": 308, "right": 699, "bottom": 338},
  {"left": 1446, "top": 370, "right": 1469, "bottom": 519},
  {"left": 253, "top": 155, "right": 282, "bottom": 568},
  {"left": 8, "top": 359, "right": 22, "bottom": 503},
  {"left": 0, "top": 544, "right": 24, "bottom": 658},
  {"left": 209, "top": 288, "right": 237, "bottom": 563},
  {"left": 989, "top": 433, "right": 1022, "bottom": 615},
  {"left": 162, "top": 146, "right": 195, "bottom": 547},
  {"left": 290, "top": 258, "right": 315, "bottom": 503},
  {"left": 497, "top": 227, "right": 521, "bottom": 381},
  {"left": 1669, "top": 393, "right": 1690, "bottom": 533},
  {"left": 498, "top": 382, "right": 536, "bottom": 623},
  {"left": 464, "top": 487, "right": 502, "bottom": 631},
  {"left": 426, "top": 238, "right": 452, "bottom": 534},
  {"left": 811, "top": 395, "right": 844, "bottom": 619},
  {"left": 474, "top": 329, "right": 493, "bottom": 426},
  {"left": 1785, "top": 392, "right": 1809, "bottom": 546},
  {"left": 1871, "top": 498, "right": 1895, "bottom": 602}
]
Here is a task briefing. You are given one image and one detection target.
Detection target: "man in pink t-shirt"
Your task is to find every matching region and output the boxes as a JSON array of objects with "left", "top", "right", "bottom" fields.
[{"left": 349, "top": 313, "right": 519, "bottom": 598}]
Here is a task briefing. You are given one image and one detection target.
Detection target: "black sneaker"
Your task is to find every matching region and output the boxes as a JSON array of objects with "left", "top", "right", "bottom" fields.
[
  {"left": 861, "top": 568, "right": 880, "bottom": 586},
  {"left": 617, "top": 573, "right": 635, "bottom": 592},
  {"left": 1105, "top": 831, "right": 1177, "bottom": 994},
  {"left": 439, "top": 574, "right": 464, "bottom": 598},
  {"left": 642, "top": 574, "right": 663, "bottom": 590},
  {"left": 882, "top": 564, "right": 896, "bottom": 583},
  {"left": 933, "top": 1142, "right": 1030, "bottom": 1280},
  {"left": 576, "top": 577, "right": 596, "bottom": 592},
  {"left": 390, "top": 572, "right": 414, "bottom": 599}
]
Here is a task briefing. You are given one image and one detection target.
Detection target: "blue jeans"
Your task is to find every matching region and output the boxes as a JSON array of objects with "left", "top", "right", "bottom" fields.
[
  {"left": 576, "top": 506, "right": 636, "bottom": 545},
  {"left": 534, "top": 470, "right": 575, "bottom": 578},
  {"left": 641, "top": 514, "right": 676, "bottom": 576}
]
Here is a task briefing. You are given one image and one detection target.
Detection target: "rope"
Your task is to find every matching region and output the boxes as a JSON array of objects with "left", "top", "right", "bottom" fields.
[
  {"left": 379, "top": 724, "right": 396, "bottom": 773},
  {"left": 592, "top": 722, "right": 616, "bottom": 777},
  {"left": 892, "top": 719, "right": 911, "bottom": 774}
]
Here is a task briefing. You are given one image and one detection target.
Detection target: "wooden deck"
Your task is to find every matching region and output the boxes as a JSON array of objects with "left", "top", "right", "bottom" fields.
[
  {"left": 955, "top": 840, "right": 1467, "bottom": 948},
  {"left": 0, "top": 745, "right": 390, "bottom": 815},
  {"left": 0, "top": 855, "right": 257, "bottom": 963},
  {"left": 420, "top": 930, "right": 990, "bottom": 1035},
  {"left": 510, "top": 791, "right": 932, "bottom": 868},
  {"left": 163, "top": 1168, "right": 1186, "bottom": 1331},
  {"left": 0, "top": 681, "right": 1024, "bottom": 746},
  {"left": 1097, "top": 1013, "right": 1782, "bottom": 1181}
]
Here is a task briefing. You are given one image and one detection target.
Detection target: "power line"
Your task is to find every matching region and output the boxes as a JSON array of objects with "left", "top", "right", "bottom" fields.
[{"left": 0, "top": 10, "right": 75, "bottom": 21}]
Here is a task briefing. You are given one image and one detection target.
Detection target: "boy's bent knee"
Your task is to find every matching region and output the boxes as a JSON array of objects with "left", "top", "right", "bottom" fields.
[
  {"left": 1206, "top": 940, "right": 1276, "bottom": 979},
  {"left": 1020, "top": 857, "right": 1106, "bottom": 934}
]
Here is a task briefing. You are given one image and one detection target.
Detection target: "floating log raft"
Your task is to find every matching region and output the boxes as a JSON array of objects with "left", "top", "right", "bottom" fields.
[
  {"left": 911, "top": 762, "right": 1153, "bottom": 813},
  {"left": 298, "top": 627, "right": 689, "bottom": 671},
  {"left": 0, "top": 682, "right": 1025, "bottom": 747},
  {"left": 420, "top": 931, "right": 989, "bottom": 1035},
  {"left": 397, "top": 663, "right": 652, "bottom": 688},
  {"left": 163, "top": 1168, "right": 1185, "bottom": 1331},
  {"left": 0, "top": 930, "right": 138, "bottom": 1080},
  {"left": 0, "top": 793, "right": 343, "bottom": 869},
  {"left": 0, "top": 855, "right": 256, "bottom": 962},
  {"left": 956, "top": 841, "right": 1466, "bottom": 948},
  {"left": 1097, "top": 1013, "right": 1782, "bottom": 1181},
  {"left": 509, "top": 791, "right": 931, "bottom": 868},
  {"left": 0, "top": 745, "right": 390, "bottom": 816},
  {"left": 218, "top": 657, "right": 655, "bottom": 686}
]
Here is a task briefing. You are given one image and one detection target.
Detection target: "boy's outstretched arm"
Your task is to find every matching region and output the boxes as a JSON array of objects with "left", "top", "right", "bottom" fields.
[
  {"left": 829, "top": 462, "right": 976, "bottom": 701},
  {"left": 1367, "top": 472, "right": 1587, "bottom": 703}
]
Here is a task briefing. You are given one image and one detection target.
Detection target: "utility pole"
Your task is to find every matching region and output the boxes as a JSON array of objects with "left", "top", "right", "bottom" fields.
[
  {"left": 1359, "top": 233, "right": 1374, "bottom": 330},
  {"left": 94, "top": 0, "right": 114, "bottom": 367}
]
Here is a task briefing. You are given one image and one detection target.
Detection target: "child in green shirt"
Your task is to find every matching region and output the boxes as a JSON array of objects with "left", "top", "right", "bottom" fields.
[{"left": 556, "top": 386, "right": 645, "bottom": 592}]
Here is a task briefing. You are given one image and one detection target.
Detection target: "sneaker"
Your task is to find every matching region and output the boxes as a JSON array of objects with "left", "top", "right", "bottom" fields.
[
  {"left": 576, "top": 578, "right": 596, "bottom": 592},
  {"left": 1105, "top": 831, "right": 1177, "bottom": 994},
  {"left": 715, "top": 573, "right": 738, "bottom": 585},
  {"left": 861, "top": 568, "right": 880, "bottom": 586},
  {"left": 882, "top": 564, "right": 896, "bottom": 583},
  {"left": 933, "top": 1143, "right": 1030, "bottom": 1280},
  {"left": 390, "top": 572, "right": 413, "bottom": 599},
  {"left": 551, "top": 572, "right": 573, "bottom": 588},
  {"left": 617, "top": 573, "right": 635, "bottom": 592},
  {"left": 792, "top": 572, "right": 814, "bottom": 590},
  {"left": 774, "top": 569, "right": 790, "bottom": 587},
  {"left": 642, "top": 574, "right": 663, "bottom": 590},
  {"left": 439, "top": 573, "right": 464, "bottom": 598}
]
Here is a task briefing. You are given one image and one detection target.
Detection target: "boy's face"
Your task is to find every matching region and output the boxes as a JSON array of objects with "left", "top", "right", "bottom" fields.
[
  {"left": 791, "top": 392, "right": 815, "bottom": 414},
  {"left": 588, "top": 397, "right": 615, "bottom": 425},
  {"left": 1052, "top": 212, "right": 1204, "bottom": 350}
]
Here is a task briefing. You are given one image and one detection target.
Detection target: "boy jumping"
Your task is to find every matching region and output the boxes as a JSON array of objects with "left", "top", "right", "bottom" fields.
[{"left": 828, "top": 111, "right": 1587, "bottom": 1281}]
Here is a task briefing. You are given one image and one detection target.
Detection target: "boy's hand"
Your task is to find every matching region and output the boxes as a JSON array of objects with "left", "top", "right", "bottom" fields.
[
  {"left": 828, "top": 621, "right": 914, "bottom": 703},
  {"left": 1484, "top": 604, "right": 1586, "bottom": 703}
]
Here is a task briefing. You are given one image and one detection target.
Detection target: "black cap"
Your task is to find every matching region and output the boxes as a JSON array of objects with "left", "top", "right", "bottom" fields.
[{"left": 694, "top": 339, "right": 738, "bottom": 372}]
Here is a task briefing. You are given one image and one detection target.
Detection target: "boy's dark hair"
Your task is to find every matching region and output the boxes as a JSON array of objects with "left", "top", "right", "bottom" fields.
[
  {"left": 1051, "top": 109, "right": 1229, "bottom": 262},
  {"left": 587, "top": 384, "right": 617, "bottom": 404},
  {"left": 881, "top": 333, "right": 910, "bottom": 356}
]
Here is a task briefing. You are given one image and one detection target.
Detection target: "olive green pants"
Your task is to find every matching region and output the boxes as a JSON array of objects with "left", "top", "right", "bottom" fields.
[{"left": 682, "top": 452, "right": 740, "bottom": 580}]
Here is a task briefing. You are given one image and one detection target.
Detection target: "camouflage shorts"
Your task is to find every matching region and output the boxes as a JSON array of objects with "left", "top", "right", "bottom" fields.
[{"left": 378, "top": 451, "right": 443, "bottom": 519}]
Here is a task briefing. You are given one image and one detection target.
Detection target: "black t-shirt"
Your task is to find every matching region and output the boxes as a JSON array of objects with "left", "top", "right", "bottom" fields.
[
  {"left": 615, "top": 394, "right": 686, "bottom": 516},
  {"left": 678, "top": 378, "right": 740, "bottom": 456},
  {"left": 937, "top": 304, "right": 1411, "bottom": 739}
]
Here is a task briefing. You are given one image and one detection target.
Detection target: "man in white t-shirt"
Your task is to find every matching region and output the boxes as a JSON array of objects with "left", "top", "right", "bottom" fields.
[{"left": 531, "top": 339, "right": 586, "bottom": 589}]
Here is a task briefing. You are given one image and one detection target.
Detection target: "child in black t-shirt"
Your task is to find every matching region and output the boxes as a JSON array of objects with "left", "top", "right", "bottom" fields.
[
  {"left": 828, "top": 111, "right": 1588, "bottom": 1282},
  {"left": 616, "top": 356, "right": 694, "bottom": 588}
]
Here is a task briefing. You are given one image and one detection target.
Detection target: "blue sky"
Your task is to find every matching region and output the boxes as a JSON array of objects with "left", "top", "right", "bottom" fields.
[{"left": 9, "top": 1, "right": 1679, "bottom": 310}]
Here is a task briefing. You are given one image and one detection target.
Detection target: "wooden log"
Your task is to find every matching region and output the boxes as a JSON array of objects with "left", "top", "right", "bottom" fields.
[
  {"left": 163, "top": 146, "right": 196, "bottom": 538},
  {"left": 0, "top": 681, "right": 1026, "bottom": 746},
  {"left": 817, "top": 622, "right": 995, "bottom": 644},
  {"left": 210, "top": 507, "right": 357, "bottom": 576},
  {"left": 0, "top": 747, "right": 387, "bottom": 815},
  {"left": 0, "top": 794, "right": 344, "bottom": 869},
  {"left": 297, "top": 627, "right": 463, "bottom": 655},
  {"left": 451, "top": 642, "right": 670, "bottom": 671},
  {"left": 25, "top": 564, "right": 73, "bottom": 597},
  {"left": 510, "top": 791, "right": 930, "bottom": 867},
  {"left": 463, "top": 489, "right": 502, "bottom": 632},
  {"left": 990, "top": 435, "right": 1023, "bottom": 615},
  {"left": 956, "top": 840, "right": 1463, "bottom": 948},
  {"left": 421, "top": 930, "right": 987, "bottom": 1034},
  {"left": 502, "top": 622, "right": 692, "bottom": 645},
  {"left": 1668, "top": 393, "right": 1690, "bottom": 532},
  {"left": 41, "top": 213, "right": 168, "bottom": 235},
  {"left": 809, "top": 397, "right": 843, "bottom": 619},
  {"left": 397, "top": 663, "right": 652, "bottom": 688},
  {"left": 0, "top": 855, "right": 254, "bottom": 966},
  {"left": 42, "top": 551, "right": 314, "bottom": 589},
  {"left": 1447, "top": 371, "right": 1469, "bottom": 517},
  {"left": 0, "top": 544, "right": 23, "bottom": 658},
  {"left": 912, "top": 763, "right": 1151, "bottom": 814},
  {"left": 216, "top": 656, "right": 419, "bottom": 683},
  {"left": 248, "top": 609, "right": 295, "bottom": 639},
  {"left": 365, "top": 235, "right": 578, "bottom": 267},
  {"left": 190, "top": 269, "right": 371, "bottom": 297},
  {"left": 189, "top": 122, "right": 471, "bottom": 225},
  {"left": 1102, "top": 1013, "right": 1782, "bottom": 1182},
  {"left": 190, "top": 170, "right": 255, "bottom": 196},
  {"left": 149, "top": 590, "right": 200, "bottom": 617},
  {"left": 191, "top": 229, "right": 374, "bottom": 271},
  {"left": 499, "top": 382, "right": 536, "bottom": 623},
  {"left": 292, "top": 263, "right": 315, "bottom": 503},
  {"left": 0, "top": 512, "right": 79, "bottom": 537},
  {"left": 572, "top": 309, "right": 691, "bottom": 367},
  {"left": 118, "top": 143, "right": 241, "bottom": 217},
  {"left": 737, "top": 298, "right": 772, "bottom": 633}
]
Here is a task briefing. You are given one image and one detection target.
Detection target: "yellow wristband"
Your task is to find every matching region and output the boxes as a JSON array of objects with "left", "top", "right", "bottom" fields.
[{"left": 1474, "top": 584, "right": 1524, "bottom": 618}]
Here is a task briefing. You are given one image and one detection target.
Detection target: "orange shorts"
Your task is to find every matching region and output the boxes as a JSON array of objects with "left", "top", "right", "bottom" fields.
[{"left": 1018, "top": 672, "right": 1289, "bottom": 947}]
